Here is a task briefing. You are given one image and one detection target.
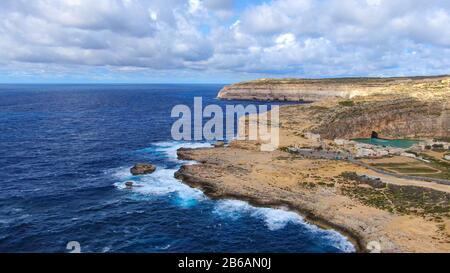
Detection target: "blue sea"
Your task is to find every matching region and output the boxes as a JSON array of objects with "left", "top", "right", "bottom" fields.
[{"left": 0, "top": 84, "right": 355, "bottom": 253}]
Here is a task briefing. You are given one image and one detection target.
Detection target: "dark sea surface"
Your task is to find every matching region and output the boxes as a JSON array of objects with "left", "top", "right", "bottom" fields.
[{"left": 0, "top": 84, "right": 354, "bottom": 253}]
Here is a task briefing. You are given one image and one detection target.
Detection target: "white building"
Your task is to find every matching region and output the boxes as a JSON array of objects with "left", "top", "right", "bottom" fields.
[
  {"left": 355, "top": 148, "right": 377, "bottom": 158},
  {"left": 401, "top": 152, "right": 417, "bottom": 158},
  {"left": 305, "top": 132, "right": 321, "bottom": 142}
]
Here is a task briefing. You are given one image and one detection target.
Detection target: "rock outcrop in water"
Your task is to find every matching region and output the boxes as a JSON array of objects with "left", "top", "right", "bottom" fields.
[{"left": 130, "top": 163, "right": 156, "bottom": 175}]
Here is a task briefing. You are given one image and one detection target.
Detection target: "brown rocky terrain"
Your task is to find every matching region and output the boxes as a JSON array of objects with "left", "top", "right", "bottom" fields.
[
  {"left": 175, "top": 142, "right": 450, "bottom": 253},
  {"left": 279, "top": 96, "right": 449, "bottom": 140},
  {"left": 236, "top": 76, "right": 450, "bottom": 140}
]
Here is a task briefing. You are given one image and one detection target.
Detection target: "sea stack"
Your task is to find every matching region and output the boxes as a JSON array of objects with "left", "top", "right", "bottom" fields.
[{"left": 130, "top": 163, "right": 156, "bottom": 175}]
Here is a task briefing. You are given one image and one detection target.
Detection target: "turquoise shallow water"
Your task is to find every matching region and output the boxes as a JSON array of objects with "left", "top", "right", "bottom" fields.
[{"left": 353, "top": 138, "right": 420, "bottom": 148}]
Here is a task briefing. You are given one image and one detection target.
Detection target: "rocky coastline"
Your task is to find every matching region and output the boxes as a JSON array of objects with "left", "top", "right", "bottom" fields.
[
  {"left": 174, "top": 163, "right": 366, "bottom": 252},
  {"left": 174, "top": 76, "right": 450, "bottom": 253}
]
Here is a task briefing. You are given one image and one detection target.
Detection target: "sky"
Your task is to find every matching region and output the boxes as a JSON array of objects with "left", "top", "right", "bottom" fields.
[{"left": 0, "top": 0, "right": 449, "bottom": 83}]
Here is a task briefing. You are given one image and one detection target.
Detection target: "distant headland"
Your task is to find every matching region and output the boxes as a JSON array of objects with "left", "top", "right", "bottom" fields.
[{"left": 218, "top": 75, "right": 450, "bottom": 103}]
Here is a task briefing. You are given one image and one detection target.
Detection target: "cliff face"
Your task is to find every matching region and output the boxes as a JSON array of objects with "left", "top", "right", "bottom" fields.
[
  {"left": 218, "top": 83, "right": 352, "bottom": 101},
  {"left": 219, "top": 76, "right": 450, "bottom": 140},
  {"left": 310, "top": 97, "right": 450, "bottom": 139},
  {"left": 218, "top": 76, "right": 450, "bottom": 102}
]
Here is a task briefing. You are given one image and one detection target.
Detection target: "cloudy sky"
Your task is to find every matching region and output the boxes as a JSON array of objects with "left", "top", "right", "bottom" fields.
[{"left": 0, "top": 0, "right": 449, "bottom": 83}]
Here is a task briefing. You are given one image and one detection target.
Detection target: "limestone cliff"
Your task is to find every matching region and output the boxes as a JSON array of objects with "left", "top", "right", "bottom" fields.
[
  {"left": 218, "top": 76, "right": 450, "bottom": 102},
  {"left": 219, "top": 76, "right": 450, "bottom": 140},
  {"left": 311, "top": 97, "right": 450, "bottom": 139}
]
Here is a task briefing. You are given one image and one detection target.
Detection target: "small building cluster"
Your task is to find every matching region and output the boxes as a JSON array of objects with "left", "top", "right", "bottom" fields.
[
  {"left": 333, "top": 139, "right": 404, "bottom": 159},
  {"left": 354, "top": 143, "right": 405, "bottom": 158},
  {"left": 302, "top": 134, "right": 449, "bottom": 160},
  {"left": 413, "top": 140, "right": 450, "bottom": 151}
]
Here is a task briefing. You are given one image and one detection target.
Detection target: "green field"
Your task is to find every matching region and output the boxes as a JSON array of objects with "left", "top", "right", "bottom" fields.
[
  {"left": 371, "top": 161, "right": 450, "bottom": 180},
  {"left": 387, "top": 167, "right": 439, "bottom": 174}
]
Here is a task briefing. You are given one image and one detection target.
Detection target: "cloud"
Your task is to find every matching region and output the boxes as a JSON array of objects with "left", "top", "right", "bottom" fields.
[
  {"left": 0, "top": 0, "right": 449, "bottom": 82},
  {"left": 0, "top": 0, "right": 214, "bottom": 70}
]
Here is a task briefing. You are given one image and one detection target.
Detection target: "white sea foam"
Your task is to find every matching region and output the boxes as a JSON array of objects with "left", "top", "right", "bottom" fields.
[
  {"left": 113, "top": 141, "right": 211, "bottom": 205},
  {"left": 102, "top": 247, "right": 111, "bottom": 253},
  {"left": 152, "top": 141, "right": 211, "bottom": 162},
  {"left": 114, "top": 167, "right": 205, "bottom": 203},
  {"left": 213, "top": 200, "right": 355, "bottom": 252},
  {"left": 213, "top": 199, "right": 252, "bottom": 219},
  {"left": 156, "top": 244, "right": 171, "bottom": 250},
  {"left": 213, "top": 200, "right": 302, "bottom": 230},
  {"left": 251, "top": 207, "right": 304, "bottom": 231},
  {"left": 320, "top": 229, "right": 356, "bottom": 253}
]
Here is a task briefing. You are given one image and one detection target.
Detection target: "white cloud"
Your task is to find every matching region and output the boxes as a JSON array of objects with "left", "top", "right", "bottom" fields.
[
  {"left": 366, "top": 0, "right": 382, "bottom": 7},
  {"left": 0, "top": 0, "right": 449, "bottom": 82},
  {"left": 188, "top": 0, "right": 203, "bottom": 14},
  {"left": 275, "top": 33, "right": 296, "bottom": 48},
  {"left": 149, "top": 10, "right": 158, "bottom": 21}
]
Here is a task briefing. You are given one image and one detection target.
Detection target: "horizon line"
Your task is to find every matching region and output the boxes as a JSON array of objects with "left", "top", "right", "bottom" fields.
[{"left": 0, "top": 74, "right": 449, "bottom": 85}]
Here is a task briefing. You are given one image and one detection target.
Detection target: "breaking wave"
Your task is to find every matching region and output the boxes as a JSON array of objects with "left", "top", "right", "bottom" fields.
[
  {"left": 213, "top": 199, "right": 355, "bottom": 252},
  {"left": 113, "top": 141, "right": 211, "bottom": 206}
]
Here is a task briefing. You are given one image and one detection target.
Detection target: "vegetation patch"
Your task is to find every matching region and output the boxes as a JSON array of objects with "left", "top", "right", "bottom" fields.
[
  {"left": 370, "top": 163, "right": 410, "bottom": 168},
  {"left": 338, "top": 100, "right": 355, "bottom": 107},
  {"left": 279, "top": 146, "right": 291, "bottom": 153},
  {"left": 433, "top": 137, "right": 450, "bottom": 142},
  {"left": 299, "top": 181, "right": 317, "bottom": 189},
  {"left": 317, "top": 181, "right": 335, "bottom": 187},
  {"left": 387, "top": 167, "right": 439, "bottom": 174},
  {"left": 338, "top": 172, "right": 450, "bottom": 220},
  {"left": 371, "top": 160, "right": 450, "bottom": 180},
  {"left": 418, "top": 154, "right": 450, "bottom": 180}
]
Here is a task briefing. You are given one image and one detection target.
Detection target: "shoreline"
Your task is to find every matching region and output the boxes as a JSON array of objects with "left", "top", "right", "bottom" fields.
[
  {"left": 174, "top": 168, "right": 366, "bottom": 253},
  {"left": 173, "top": 144, "right": 450, "bottom": 253}
]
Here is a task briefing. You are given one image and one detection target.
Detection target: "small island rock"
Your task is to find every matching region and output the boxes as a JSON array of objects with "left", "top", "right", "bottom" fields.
[
  {"left": 130, "top": 163, "right": 156, "bottom": 175},
  {"left": 125, "top": 181, "right": 134, "bottom": 189}
]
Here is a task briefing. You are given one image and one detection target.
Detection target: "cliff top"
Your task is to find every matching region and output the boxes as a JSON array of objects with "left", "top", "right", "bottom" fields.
[
  {"left": 233, "top": 75, "right": 450, "bottom": 86},
  {"left": 218, "top": 75, "right": 450, "bottom": 102}
]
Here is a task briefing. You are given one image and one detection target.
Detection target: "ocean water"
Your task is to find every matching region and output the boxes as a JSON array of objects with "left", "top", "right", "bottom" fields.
[
  {"left": 353, "top": 138, "right": 420, "bottom": 148},
  {"left": 0, "top": 84, "right": 355, "bottom": 253}
]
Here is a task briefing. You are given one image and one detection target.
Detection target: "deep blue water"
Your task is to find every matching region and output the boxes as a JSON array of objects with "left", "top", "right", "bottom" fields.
[{"left": 0, "top": 84, "right": 354, "bottom": 253}]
